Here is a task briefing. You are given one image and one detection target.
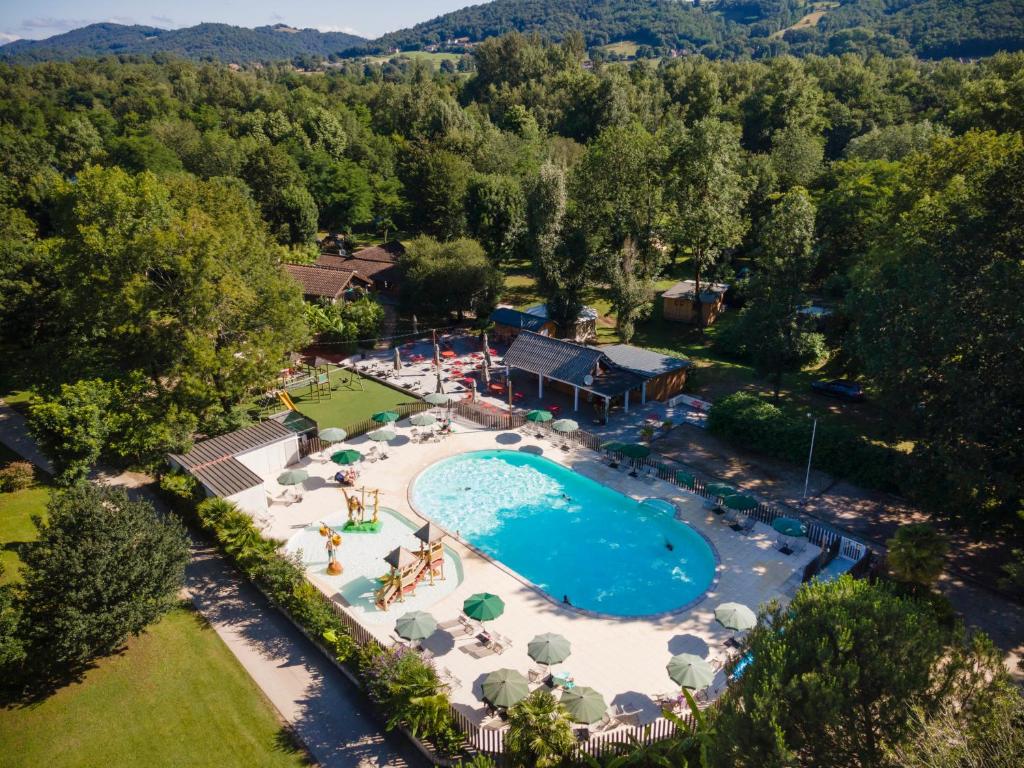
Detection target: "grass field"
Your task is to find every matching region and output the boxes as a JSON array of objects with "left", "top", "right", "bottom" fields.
[
  {"left": 362, "top": 51, "right": 462, "bottom": 69},
  {"left": 288, "top": 368, "right": 418, "bottom": 430},
  {"left": 599, "top": 40, "right": 641, "bottom": 57},
  {"left": 0, "top": 443, "right": 47, "bottom": 585},
  {"left": 0, "top": 448, "right": 310, "bottom": 767},
  {"left": 0, "top": 606, "right": 311, "bottom": 768}
]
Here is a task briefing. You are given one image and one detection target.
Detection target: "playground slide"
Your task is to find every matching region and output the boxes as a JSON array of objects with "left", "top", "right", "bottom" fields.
[
  {"left": 374, "top": 556, "right": 434, "bottom": 611},
  {"left": 278, "top": 391, "right": 297, "bottom": 411}
]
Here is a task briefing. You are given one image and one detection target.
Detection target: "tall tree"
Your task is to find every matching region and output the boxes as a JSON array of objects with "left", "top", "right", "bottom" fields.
[
  {"left": 667, "top": 118, "right": 750, "bottom": 328},
  {"left": 16, "top": 484, "right": 189, "bottom": 680},
  {"left": 399, "top": 236, "right": 502, "bottom": 320},
  {"left": 712, "top": 577, "right": 1008, "bottom": 768},
  {"left": 465, "top": 173, "right": 527, "bottom": 266},
  {"left": 27, "top": 379, "right": 111, "bottom": 486},
  {"left": 608, "top": 238, "right": 655, "bottom": 344},
  {"left": 732, "top": 187, "right": 821, "bottom": 398}
]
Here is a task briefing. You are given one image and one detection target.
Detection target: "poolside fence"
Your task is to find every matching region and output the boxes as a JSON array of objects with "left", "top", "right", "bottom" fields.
[{"left": 450, "top": 399, "right": 866, "bottom": 581}]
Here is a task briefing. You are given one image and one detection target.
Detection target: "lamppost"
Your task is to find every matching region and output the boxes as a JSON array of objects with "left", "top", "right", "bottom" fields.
[{"left": 803, "top": 412, "right": 818, "bottom": 500}]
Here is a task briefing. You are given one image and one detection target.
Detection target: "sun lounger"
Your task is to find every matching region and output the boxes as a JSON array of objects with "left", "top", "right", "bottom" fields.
[{"left": 465, "top": 643, "right": 497, "bottom": 659}]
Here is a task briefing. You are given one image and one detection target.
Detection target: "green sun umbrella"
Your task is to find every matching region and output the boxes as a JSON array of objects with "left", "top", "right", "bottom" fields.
[
  {"left": 277, "top": 469, "right": 308, "bottom": 485},
  {"left": 318, "top": 427, "right": 347, "bottom": 443},
  {"left": 772, "top": 517, "right": 807, "bottom": 537},
  {"left": 368, "top": 428, "right": 396, "bottom": 442},
  {"left": 667, "top": 653, "right": 715, "bottom": 690},
  {"left": 715, "top": 602, "right": 757, "bottom": 632},
  {"left": 331, "top": 449, "right": 363, "bottom": 465},
  {"left": 463, "top": 592, "right": 505, "bottom": 621},
  {"left": 560, "top": 686, "right": 607, "bottom": 725},
  {"left": 618, "top": 443, "right": 650, "bottom": 459},
  {"left": 706, "top": 482, "right": 735, "bottom": 499},
  {"left": 600, "top": 440, "right": 625, "bottom": 452},
  {"left": 395, "top": 611, "right": 438, "bottom": 642},
  {"left": 410, "top": 412, "right": 437, "bottom": 427},
  {"left": 424, "top": 392, "right": 450, "bottom": 406},
  {"left": 675, "top": 470, "right": 696, "bottom": 488},
  {"left": 525, "top": 409, "right": 553, "bottom": 423},
  {"left": 481, "top": 669, "right": 529, "bottom": 708},
  {"left": 724, "top": 493, "right": 758, "bottom": 511},
  {"left": 551, "top": 419, "right": 579, "bottom": 433},
  {"left": 527, "top": 633, "right": 571, "bottom": 665},
  {"left": 372, "top": 410, "right": 399, "bottom": 424}
]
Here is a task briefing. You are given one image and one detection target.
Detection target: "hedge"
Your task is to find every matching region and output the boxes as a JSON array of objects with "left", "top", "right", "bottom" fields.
[{"left": 707, "top": 392, "right": 904, "bottom": 492}]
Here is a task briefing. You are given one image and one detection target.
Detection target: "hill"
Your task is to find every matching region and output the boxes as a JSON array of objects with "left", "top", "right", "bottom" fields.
[
  {"left": 363, "top": 0, "right": 1024, "bottom": 60},
  {"left": 0, "top": 22, "right": 366, "bottom": 64}
]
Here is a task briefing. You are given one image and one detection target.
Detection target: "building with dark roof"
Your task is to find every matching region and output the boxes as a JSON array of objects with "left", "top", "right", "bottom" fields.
[
  {"left": 662, "top": 280, "right": 730, "bottom": 325},
  {"left": 524, "top": 304, "right": 598, "bottom": 342},
  {"left": 284, "top": 263, "right": 371, "bottom": 304},
  {"left": 489, "top": 307, "right": 553, "bottom": 340},
  {"left": 168, "top": 420, "right": 301, "bottom": 516},
  {"left": 503, "top": 332, "right": 689, "bottom": 417},
  {"left": 316, "top": 241, "right": 404, "bottom": 293}
]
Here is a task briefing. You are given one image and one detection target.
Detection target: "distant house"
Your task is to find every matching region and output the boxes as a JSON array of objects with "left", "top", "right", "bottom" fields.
[
  {"left": 316, "top": 241, "right": 405, "bottom": 294},
  {"left": 503, "top": 331, "right": 690, "bottom": 419},
  {"left": 524, "top": 304, "right": 598, "bottom": 342},
  {"left": 661, "top": 280, "right": 730, "bottom": 325},
  {"left": 167, "top": 419, "right": 309, "bottom": 518},
  {"left": 284, "top": 263, "right": 371, "bottom": 305}
]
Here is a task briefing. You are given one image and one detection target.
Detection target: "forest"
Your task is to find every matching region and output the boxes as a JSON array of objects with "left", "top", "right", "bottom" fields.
[{"left": 0, "top": 38, "right": 1021, "bottom": 541}]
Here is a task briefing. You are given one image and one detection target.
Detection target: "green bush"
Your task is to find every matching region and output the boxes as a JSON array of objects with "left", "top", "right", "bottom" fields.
[
  {"left": 708, "top": 392, "right": 903, "bottom": 491},
  {"left": 0, "top": 461, "right": 34, "bottom": 492},
  {"left": 158, "top": 470, "right": 197, "bottom": 501}
]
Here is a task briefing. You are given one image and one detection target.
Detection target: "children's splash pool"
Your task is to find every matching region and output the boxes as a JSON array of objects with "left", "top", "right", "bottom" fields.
[
  {"left": 284, "top": 508, "right": 463, "bottom": 624},
  {"left": 410, "top": 450, "right": 717, "bottom": 616}
]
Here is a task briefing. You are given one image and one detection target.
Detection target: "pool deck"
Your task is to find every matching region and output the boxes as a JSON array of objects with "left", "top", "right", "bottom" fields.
[{"left": 260, "top": 420, "right": 819, "bottom": 726}]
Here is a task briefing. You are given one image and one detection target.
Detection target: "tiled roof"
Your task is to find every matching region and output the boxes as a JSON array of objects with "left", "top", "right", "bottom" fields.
[
  {"left": 505, "top": 332, "right": 646, "bottom": 396},
  {"left": 599, "top": 344, "right": 691, "bottom": 378},
  {"left": 316, "top": 249, "right": 401, "bottom": 286},
  {"left": 169, "top": 421, "right": 294, "bottom": 496},
  {"left": 489, "top": 307, "right": 549, "bottom": 332},
  {"left": 284, "top": 263, "right": 357, "bottom": 299}
]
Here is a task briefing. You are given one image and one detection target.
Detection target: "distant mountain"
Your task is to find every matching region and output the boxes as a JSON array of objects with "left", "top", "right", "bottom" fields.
[
  {"left": 363, "top": 0, "right": 1024, "bottom": 60},
  {"left": 2, "top": 1, "right": 1021, "bottom": 64},
  {"left": 0, "top": 22, "right": 366, "bottom": 63}
]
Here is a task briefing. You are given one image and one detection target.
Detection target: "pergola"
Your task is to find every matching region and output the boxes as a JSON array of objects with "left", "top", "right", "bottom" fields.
[{"left": 502, "top": 331, "right": 647, "bottom": 418}]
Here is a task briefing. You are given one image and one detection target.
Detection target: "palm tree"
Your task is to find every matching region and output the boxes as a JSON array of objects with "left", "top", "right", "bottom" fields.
[{"left": 505, "top": 689, "right": 575, "bottom": 768}]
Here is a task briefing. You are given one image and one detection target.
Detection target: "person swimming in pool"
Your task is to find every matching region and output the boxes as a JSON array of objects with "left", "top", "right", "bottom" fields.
[
  {"left": 563, "top": 594, "right": 572, "bottom": 606},
  {"left": 665, "top": 538, "right": 675, "bottom": 552}
]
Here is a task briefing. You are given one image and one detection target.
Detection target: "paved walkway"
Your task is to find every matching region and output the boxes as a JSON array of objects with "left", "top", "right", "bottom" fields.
[{"left": 0, "top": 401, "right": 425, "bottom": 768}]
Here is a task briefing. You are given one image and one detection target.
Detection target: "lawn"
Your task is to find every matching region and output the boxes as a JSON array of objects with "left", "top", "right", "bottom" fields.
[
  {"left": 288, "top": 368, "right": 419, "bottom": 430},
  {"left": 0, "top": 606, "right": 311, "bottom": 768},
  {"left": 0, "top": 443, "right": 47, "bottom": 585}
]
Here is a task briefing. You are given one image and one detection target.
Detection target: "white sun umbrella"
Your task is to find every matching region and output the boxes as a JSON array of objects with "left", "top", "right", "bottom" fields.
[
  {"left": 435, "top": 370, "right": 445, "bottom": 394},
  {"left": 482, "top": 331, "right": 493, "bottom": 368},
  {"left": 393, "top": 347, "right": 402, "bottom": 372},
  {"left": 433, "top": 343, "right": 441, "bottom": 369},
  {"left": 368, "top": 428, "right": 396, "bottom": 442},
  {"left": 551, "top": 419, "right": 579, "bottom": 433}
]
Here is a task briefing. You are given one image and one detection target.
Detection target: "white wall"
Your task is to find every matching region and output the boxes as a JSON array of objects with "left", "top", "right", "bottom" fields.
[
  {"left": 226, "top": 484, "right": 268, "bottom": 519},
  {"left": 235, "top": 436, "right": 300, "bottom": 478}
]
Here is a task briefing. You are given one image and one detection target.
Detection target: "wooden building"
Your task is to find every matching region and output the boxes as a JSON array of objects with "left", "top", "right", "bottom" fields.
[
  {"left": 598, "top": 345, "right": 691, "bottom": 402},
  {"left": 662, "top": 280, "right": 730, "bottom": 325}
]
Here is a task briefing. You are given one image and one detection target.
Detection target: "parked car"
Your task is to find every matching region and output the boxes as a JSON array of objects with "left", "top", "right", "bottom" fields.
[{"left": 810, "top": 379, "right": 865, "bottom": 402}]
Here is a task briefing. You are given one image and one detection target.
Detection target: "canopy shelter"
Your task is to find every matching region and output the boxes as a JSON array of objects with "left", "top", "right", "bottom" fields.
[
  {"left": 481, "top": 669, "right": 529, "bottom": 708},
  {"left": 395, "top": 611, "right": 437, "bottom": 642},
  {"left": 415, "top": 521, "right": 446, "bottom": 545},
  {"left": 560, "top": 686, "right": 607, "bottom": 724},
  {"left": 527, "top": 633, "right": 571, "bottom": 666},
  {"left": 503, "top": 331, "right": 646, "bottom": 418},
  {"left": 667, "top": 654, "right": 715, "bottom": 690}
]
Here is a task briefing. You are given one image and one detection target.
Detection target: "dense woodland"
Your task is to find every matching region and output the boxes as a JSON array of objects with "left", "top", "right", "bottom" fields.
[{"left": 0, "top": 40, "right": 1021, "bottom": 535}]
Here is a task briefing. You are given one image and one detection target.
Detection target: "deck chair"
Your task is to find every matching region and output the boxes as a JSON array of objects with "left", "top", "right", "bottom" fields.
[
  {"left": 465, "top": 643, "right": 497, "bottom": 659},
  {"left": 593, "top": 712, "right": 619, "bottom": 732},
  {"left": 528, "top": 667, "right": 547, "bottom": 684}
]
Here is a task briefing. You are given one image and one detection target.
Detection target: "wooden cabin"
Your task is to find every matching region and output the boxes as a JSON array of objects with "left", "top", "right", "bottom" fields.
[{"left": 662, "top": 280, "right": 730, "bottom": 325}]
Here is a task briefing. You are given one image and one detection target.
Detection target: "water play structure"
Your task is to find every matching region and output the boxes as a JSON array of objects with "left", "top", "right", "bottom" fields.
[
  {"left": 341, "top": 486, "right": 382, "bottom": 531},
  {"left": 374, "top": 522, "right": 447, "bottom": 611},
  {"left": 318, "top": 523, "right": 343, "bottom": 575}
]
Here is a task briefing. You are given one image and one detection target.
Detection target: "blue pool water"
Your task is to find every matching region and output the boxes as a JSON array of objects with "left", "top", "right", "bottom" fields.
[{"left": 410, "top": 450, "right": 716, "bottom": 616}]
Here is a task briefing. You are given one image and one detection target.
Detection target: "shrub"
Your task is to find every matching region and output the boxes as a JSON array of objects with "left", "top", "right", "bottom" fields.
[
  {"left": 0, "top": 461, "right": 34, "bottom": 492},
  {"left": 708, "top": 392, "right": 903, "bottom": 491},
  {"left": 158, "top": 470, "right": 197, "bottom": 501},
  {"left": 887, "top": 523, "right": 949, "bottom": 588}
]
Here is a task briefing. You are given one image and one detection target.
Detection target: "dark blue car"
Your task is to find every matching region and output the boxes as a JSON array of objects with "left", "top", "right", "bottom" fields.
[{"left": 810, "top": 379, "right": 865, "bottom": 402}]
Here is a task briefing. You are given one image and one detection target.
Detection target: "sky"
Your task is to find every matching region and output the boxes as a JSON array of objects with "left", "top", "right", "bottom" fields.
[{"left": 0, "top": 1, "right": 474, "bottom": 44}]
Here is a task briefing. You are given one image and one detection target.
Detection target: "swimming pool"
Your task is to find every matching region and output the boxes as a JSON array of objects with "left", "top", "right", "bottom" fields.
[{"left": 410, "top": 450, "right": 717, "bottom": 616}]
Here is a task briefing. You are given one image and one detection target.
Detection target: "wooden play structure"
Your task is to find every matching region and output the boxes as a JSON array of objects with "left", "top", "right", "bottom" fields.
[
  {"left": 340, "top": 486, "right": 382, "bottom": 531},
  {"left": 318, "top": 523, "right": 343, "bottom": 575},
  {"left": 307, "top": 361, "right": 333, "bottom": 402},
  {"left": 374, "top": 522, "right": 447, "bottom": 611}
]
